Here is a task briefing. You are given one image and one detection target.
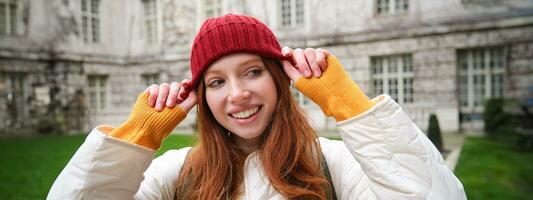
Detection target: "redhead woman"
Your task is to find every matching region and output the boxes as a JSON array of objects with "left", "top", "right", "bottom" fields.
[{"left": 47, "top": 14, "right": 466, "bottom": 200}]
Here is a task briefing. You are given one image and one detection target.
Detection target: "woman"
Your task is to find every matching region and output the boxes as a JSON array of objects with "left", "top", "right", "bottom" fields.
[{"left": 47, "top": 14, "right": 466, "bottom": 200}]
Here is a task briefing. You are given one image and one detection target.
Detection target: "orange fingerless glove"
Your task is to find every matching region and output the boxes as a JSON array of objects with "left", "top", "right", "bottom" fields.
[
  {"left": 109, "top": 93, "right": 187, "bottom": 150},
  {"left": 295, "top": 55, "right": 375, "bottom": 121}
]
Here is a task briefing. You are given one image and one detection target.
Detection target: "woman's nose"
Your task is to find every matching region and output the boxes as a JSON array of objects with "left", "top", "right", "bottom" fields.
[{"left": 227, "top": 82, "right": 250, "bottom": 104}]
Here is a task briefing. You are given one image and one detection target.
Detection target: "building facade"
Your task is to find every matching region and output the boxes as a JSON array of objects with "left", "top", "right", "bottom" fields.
[{"left": 1, "top": 0, "right": 533, "bottom": 136}]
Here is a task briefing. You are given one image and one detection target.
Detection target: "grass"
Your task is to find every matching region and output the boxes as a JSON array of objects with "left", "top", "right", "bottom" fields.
[
  {"left": 454, "top": 136, "right": 533, "bottom": 200},
  {"left": 0, "top": 133, "right": 196, "bottom": 200}
]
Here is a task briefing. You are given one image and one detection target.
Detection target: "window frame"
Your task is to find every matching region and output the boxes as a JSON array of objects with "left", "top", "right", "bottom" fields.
[
  {"left": 376, "top": 0, "right": 409, "bottom": 15},
  {"left": 141, "top": 73, "right": 160, "bottom": 87},
  {"left": 371, "top": 54, "right": 414, "bottom": 104},
  {"left": 80, "top": 0, "right": 101, "bottom": 43},
  {"left": 87, "top": 74, "right": 109, "bottom": 110},
  {"left": 0, "top": 0, "right": 18, "bottom": 35},
  {"left": 204, "top": 0, "right": 223, "bottom": 18},
  {"left": 280, "top": 0, "right": 305, "bottom": 28},
  {"left": 142, "top": 0, "right": 158, "bottom": 44},
  {"left": 458, "top": 47, "right": 506, "bottom": 112},
  {"left": 0, "top": 72, "right": 26, "bottom": 127}
]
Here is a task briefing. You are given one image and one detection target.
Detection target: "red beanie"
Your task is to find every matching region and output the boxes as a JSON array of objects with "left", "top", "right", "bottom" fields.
[{"left": 187, "top": 14, "right": 286, "bottom": 92}]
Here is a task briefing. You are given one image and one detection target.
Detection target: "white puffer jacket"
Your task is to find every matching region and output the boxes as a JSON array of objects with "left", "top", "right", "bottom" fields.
[{"left": 47, "top": 95, "right": 466, "bottom": 200}]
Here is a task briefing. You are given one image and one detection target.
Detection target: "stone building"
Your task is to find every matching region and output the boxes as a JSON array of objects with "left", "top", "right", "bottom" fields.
[{"left": 1, "top": 0, "right": 532, "bottom": 136}]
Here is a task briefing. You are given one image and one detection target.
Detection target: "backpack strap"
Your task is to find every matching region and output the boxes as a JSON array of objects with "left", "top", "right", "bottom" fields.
[{"left": 321, "top": 152, "right": 338, "bottom": 200}]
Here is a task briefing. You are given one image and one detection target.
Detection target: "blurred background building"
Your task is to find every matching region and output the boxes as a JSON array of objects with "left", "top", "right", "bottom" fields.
[{"left": 1, "top": 0, "right": 532, "bottom": 136}]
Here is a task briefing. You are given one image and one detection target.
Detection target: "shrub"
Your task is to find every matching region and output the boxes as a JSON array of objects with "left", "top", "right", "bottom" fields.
[
  {"left": 427, "top": 114, "right": 444, "bottom": 152},
  {"left": 483, "top": 98, "right": 511, "bottom": 138}
]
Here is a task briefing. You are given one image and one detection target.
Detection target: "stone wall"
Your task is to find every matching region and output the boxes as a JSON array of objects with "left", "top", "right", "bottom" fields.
[{"left": 1, "top": 0, "right": 533, "bottom": 135}]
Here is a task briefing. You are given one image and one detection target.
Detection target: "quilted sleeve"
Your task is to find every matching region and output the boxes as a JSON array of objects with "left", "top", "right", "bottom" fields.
[{"left": 333, "top": 95, "right": 466, "bottom": 200}]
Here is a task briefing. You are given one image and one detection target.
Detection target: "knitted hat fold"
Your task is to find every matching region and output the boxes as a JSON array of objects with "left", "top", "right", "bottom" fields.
[{"left": 187, "top": 14, "right": 286, "bottom": 93}]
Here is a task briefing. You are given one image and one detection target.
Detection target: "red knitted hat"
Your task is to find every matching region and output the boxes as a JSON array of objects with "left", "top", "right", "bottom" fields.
[{"left": 186, "top": 14, "right": 286, "bottom": 93}]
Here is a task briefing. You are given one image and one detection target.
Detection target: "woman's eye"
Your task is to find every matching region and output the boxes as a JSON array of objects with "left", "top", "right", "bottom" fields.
[
  {"left": 246, "top": 68, "right": 262, "bottom": 77},
  {"left": 208, "top": 79, "right": 224, "bottom": 88}
]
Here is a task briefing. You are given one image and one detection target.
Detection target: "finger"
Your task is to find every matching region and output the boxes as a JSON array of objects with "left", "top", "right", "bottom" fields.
[
  {"left": 178, "top": 90, "right": 198, "bottom": 113},
  {"left": 144, "top": 86, "right": 150, "bottom": 94},
  {"left": 281, "top": 60, "right": 302, "bottom": 82},
  {"left": 282, "top": 46, "right": 293, "bottom": 57},
  {"left": 304, "top": 48, "right": 321, "bottom": 77},
  {"left": 316, "top": 48, "right": 328, "bottom": 71},
  {"left": 177, "top": 79, "right": 191, "bottom": 103},
  {"left": 166, "top": 82, "right": 180, "bottom": 108},
  {"left": 293, "top": 48, "right": 312, "bottom": 77},
  {"left": 156, "top": 83, "right": 170, "bottom": 111},
  {"left": 148, "top": 84, "right": 159, "bottom": 107}
]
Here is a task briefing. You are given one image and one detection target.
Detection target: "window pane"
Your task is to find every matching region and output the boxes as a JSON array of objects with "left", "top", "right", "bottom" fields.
[
  {"left": 458, "top": 52, "right": 468, "bottom": 71},
  {"left": 459, "top": 75, "right": 468, "bottom": 106},
  {"left": 88, "top": 76, "right": 95, "bottom": 87},
  {"left": 0, "top": 3, "right": 6, "bottom": 34},
  {"left": 82, "top": 16, "right": 88, "bottom": 42},
  {"left": 473, "top": 75, "right": 485, "bottom": 106},
  {"left": 473, "top": 50, "right": 484, "bottom": 70},
  {"left": 281, "top": 0, "right": 291, "bottom": 26},
  {"left": 403, "top": 78, "right": 413, "bottom": 103},
  {"left": 490, "top": 48, "right": 504, "bottom": 69},
  {"left": 377, "top": 0, "right": 389, "bottom": 14},
  {"left": 403, "top": 55, "right": 412, "bottom": 72},
  {"left": 9, "top": 3, "right": 16, "bottom": 34},
  {"left": 372, "top": 54, "right": 413, "bottom": 103},
  {"left": 92, "top": 18, "right": 99, "bottom": 42},
  {"left": 373, "top": 79, "right": 383, "bottom": 96},
  {"left": 100, "top": 91, "right": 106, "bottom": 109},
  {"left": 389, "top": 57, "right": 397, "bottom": 73},
  {"left": 373, "top": 58, "right": 383, "bottom": 74},
  {"left": 89, "top": 90, "right": 97, "bottom": 108},
  {"left": 81, "top": 0, "right": 87, "bottom": 12},
  {"left": 395, "top": 0, "right": 408, "bottom": 11},
  {"left": 491, "top": 74, "right": 503, "bottom": 97},
  {"left": 91, "top": 0, "right": 99, "bottom": 14},
  {"left": 389, "top": 78, "right": 398, "bottom": 101},
  {"left": 296, "top": 0, "right": 304, "bottom": 24},
  {"left": 143, "top": 74, "right": 159, "bottom": 86}
]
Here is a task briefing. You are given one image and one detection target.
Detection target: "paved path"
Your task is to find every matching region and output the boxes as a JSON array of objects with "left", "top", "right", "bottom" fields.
[{"left": 442, "top": 132, "right": 465, "bottom": 171}]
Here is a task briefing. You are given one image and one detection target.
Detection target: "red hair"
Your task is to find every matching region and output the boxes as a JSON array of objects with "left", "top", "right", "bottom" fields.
[{"left": 176, "top": 58, "right": 329, "bottom": 199}]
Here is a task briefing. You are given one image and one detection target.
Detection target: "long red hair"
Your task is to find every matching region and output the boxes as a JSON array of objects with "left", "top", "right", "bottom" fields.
[{"left": 176, "top": 58, "right": 329, "bottom": 199}]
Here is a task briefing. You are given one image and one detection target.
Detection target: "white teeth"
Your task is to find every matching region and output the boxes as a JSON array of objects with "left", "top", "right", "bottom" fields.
[{"left": 231, "top": 107, "right": 259, "bottom": 119}]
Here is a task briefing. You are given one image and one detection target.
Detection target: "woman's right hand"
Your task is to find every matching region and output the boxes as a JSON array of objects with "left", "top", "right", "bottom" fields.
[
  {"left": 108, "top": 79, "right": 197, "bottom": 150},
  {"left": 144, "top": 79, "right": 197, "bottom": 113}
]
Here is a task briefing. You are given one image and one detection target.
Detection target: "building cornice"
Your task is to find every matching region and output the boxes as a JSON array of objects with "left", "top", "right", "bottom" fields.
[{"left": 281, "top": 11, "right": 533, "bottom": 47}]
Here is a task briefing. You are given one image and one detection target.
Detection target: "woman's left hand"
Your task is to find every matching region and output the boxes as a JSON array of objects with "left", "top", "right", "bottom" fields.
[
  {"left": 281, "top": 47, "right": 329, "bottom": 81},
  {"left": 281, "top": 47, "right": 375, "bottom": 121}
]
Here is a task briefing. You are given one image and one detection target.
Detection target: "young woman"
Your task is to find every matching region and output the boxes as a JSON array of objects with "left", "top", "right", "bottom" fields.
[{"left": 48, "top": 14, "right": 466, "bottom": 200}]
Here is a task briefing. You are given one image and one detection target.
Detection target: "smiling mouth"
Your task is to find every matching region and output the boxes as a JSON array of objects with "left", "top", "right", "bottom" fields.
[{"left": 230, "top": 106, "right": 261, "bottom": 119}]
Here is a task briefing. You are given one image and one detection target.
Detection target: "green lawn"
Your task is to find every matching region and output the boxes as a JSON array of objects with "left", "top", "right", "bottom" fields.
[
  {"left": 455, "top": 137, "right": 533, "bottom": 200},
  {"left": 0, "top": 134, "right": 196, "bottom": 200}
]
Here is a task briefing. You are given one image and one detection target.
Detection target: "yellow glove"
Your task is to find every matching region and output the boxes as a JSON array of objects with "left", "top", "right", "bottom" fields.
[
  {"left": 293, "top": 56, "right": 375, "bottom": 121},
  {"left": 109, "top": 93, "right": 187, "bottom": 150}
]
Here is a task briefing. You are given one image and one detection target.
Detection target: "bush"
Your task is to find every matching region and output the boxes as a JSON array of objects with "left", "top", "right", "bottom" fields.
[
  {"left": 483, "top": 98, "right": 512, "bottom": 138},
  {"left": 427, "top": 114, "right": 444, "bottom": 151}
]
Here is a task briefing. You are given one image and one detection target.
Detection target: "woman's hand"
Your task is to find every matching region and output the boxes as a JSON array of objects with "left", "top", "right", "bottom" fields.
[
  {"left": 144, "top": 79, "right": 197, "bottom": 113},
  {"left": 281, "top": 47, "right": 330, "bottom": 80},
  {"left": 108, "top": 79, "right": 197, "bottom": 150},
  {"left": 281, "top": 48, "right": 374, "bottom": 121}
]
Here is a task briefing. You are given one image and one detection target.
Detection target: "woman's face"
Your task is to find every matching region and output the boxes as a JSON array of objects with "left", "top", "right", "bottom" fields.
[{"left": 203, "top": 53, "right": 278, "bottom": 144}]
